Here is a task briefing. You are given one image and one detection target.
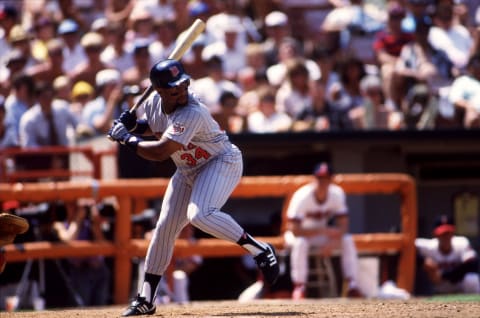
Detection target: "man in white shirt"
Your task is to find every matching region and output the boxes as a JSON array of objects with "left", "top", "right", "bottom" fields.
[
  {"left": 415, "top": 215, "right": 480, "bottom": 295},
  {"left": 284, "top": 162, "right": 362, "bottom": 299}
]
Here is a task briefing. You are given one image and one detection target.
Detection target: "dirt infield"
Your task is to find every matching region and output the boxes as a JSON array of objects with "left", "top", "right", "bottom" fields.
[{"left": 3, "top": 299, "right": 480, "bottom": 318}]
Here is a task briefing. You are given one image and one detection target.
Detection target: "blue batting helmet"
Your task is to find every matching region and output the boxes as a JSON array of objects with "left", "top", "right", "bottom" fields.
[{"left": 150, "top": 59, "right": 190, "bottom": 89}]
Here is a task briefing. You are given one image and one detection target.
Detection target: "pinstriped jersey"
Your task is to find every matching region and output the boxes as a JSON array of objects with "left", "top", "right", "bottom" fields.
[{"left": 142, "top": 91, "right": 238, "bottom": 175}]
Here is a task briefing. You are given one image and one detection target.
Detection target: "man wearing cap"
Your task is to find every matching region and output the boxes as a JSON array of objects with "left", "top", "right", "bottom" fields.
[
  {"left": 58, "top": 19, "right": 87, "bottom": 73},
  {"left": 0, "top": 4, "right": 19, "bottom": 60},
  {"left": 70, "top": 32, "right": 109, "bottom": 87},
  {"left": 415, "top": 215, "right": 480, "bottom": 295},
  {"left": 201, "top": 20, "right": 246, "bottom": 81},
  {"left": 81, "top": 69, "right": 122, "bottom": 137},
  {"left": 26, "top": 39, "right": 65, "bottom": 84},
  {"left": 262, "top": 11, "right": 291, "bottom": 67},
  {"left": 284, "top": 162, "right": 363, "bottom": 299}
]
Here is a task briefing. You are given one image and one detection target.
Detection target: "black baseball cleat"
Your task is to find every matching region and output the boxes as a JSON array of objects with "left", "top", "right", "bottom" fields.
[
  {"left": 122, "top": 294, "right": 156, "bottom": 316},
  {"left": 254, "top": 244, "right": 280, "bottom": 285}
]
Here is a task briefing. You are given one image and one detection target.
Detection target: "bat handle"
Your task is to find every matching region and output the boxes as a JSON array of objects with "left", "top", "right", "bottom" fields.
[{"left": 129, "top": 85, "right": 154, "bottom": 113}]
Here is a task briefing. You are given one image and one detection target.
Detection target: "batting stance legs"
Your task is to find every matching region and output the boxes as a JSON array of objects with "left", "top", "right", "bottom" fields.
[{"left": 132, "top": 152, "right": 279, "bottom": 315}]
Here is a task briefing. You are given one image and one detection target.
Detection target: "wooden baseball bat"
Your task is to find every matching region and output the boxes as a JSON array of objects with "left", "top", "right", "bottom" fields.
[{"left": 128, "top": 18, "right": 206, "bottom": 114}]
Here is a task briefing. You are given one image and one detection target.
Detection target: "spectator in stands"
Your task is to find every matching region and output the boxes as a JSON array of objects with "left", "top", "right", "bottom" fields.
[
  {"left": 58, "top": 19, "right": 87, "bottom": 73},
  {"left": 392, "top": 18, "right": 445, "bottom": 107},
  {"left": 26, "top": 38, "right": 66, "bottom": 84},
  {"left": 52, "top": 199, "right": 111, "bottom": 306},
  {"left": 205, "top": 0, "right": 249, "bottom": 50},
  {"left": 100, "top": 22, "right": 134, "bottom": 74},
  {"left": 401, "top": 0, "right": 433, "bottom": 34},
  {"left": 70, "top": 81, "right": 95, "bottom": 123},
  {"left": 373, "top": 1, "right": 414, "bottom": 106},
  {"left": 19, "top": 81, "right": 78, "bottom": 148},
  {"left": 427, "top": 0, "right": 473, "bottom": 72},
  {"left": 202, "top": 20, "right": 246, "bottom": 81},
  {"left": 325, "top": 55, "right": 366, "bottom": 130},
  {"left": 8, "top": 24, "right": 39, "bottom": 69},
  {"left": 0, "top": 4, "right": 19, "bottom": 60},
  {"left": 448, "top": 53, "right": 480, "bottom": 128},
  {"left": 244, "top": 43, "right": 268, "bottom": 81},
  {"left": 125, "top": 6, "right": 156, "bottom": 48},
  {"left": 138, "top": 0, "right": 176, "bottom": 23},
  {"left": 349, "top": 74, "right": 405, "bottom": 130},
  {"left": 70, "top": 32, "right": 110, "bottom": 88},
  {"left": 213, "top": 90, "right": 245, "bottom": 133},
  {"left": 191, "top": 55, "right": 242, "bottom": 115},
  {"left": 18, "top": 81, "right": 78, "bottom": 173},
  {"left": 236, "top": 66, "right": 268, "bottom": 118},
  {"left": 247, "top": 86, "right": 292, "bottom": 133},
  {"left": 310, "top": 45, "right": 341, "bottom": 94},
  {"left": 3, "top": 73, "right": 35, "bottom": 146},
  {"left": 53, "top": 76, "right": 73, "bottom": 105},
  {"left": 122, "top": 39, "right": 152, "bottom": 87},
  {"left": 262, "top": 10, "right": 291, "bottom": 67},
  {"left": 266, "top": 37, "right": 320, "bottom": 88},
  {"left": 0, "top": 95, "right": 17, "bottom": 148},
  {"left": 402, "top": 83, "right": 438, "bottom": 130},
  {"left": 182, "top": 34, "right": 209, "bottom": 80},
  {"left": 105, "top": 0, "right": 135, "bottom": 25},
  {"left": 415, "top": 214, "right": 480, "bottom": 295},
  {"left": 322, "top": 0, "right": 386, "bottom": 64},
  {"left": 284, "top": 162, "right": 363, "bottom": 299},
  {"left": 30, "top": 16, "right": 56, "bottom": 63},
  {"left": 275, "top": 58, "right": 316, "bottom": 124},
  {"left": 81, "top": 69, "right": 122, "bottom": 138},
  {"left": 0, "top": 49, "right": 27, "bottom": 96},
  {"left": 149, "top": 19, "right": 178, "bottom": 63}
]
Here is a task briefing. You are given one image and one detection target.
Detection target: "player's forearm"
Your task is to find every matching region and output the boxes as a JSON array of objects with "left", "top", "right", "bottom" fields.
[{"left": 135, "top": 140, "right": 173, "bottom": 161}]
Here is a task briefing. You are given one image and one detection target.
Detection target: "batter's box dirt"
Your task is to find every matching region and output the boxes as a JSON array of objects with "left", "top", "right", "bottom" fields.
[{"left": 3, "top": 299, "right": 480, "bottom": 317}]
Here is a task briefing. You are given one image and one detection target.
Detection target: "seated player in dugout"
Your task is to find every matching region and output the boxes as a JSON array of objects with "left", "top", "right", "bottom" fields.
[
  {"left": 108, "top": 59, "right": 280, "bottom": 316},
  {"left": 284, "top": 162, "right": 363, "bottom": 299},
  {"left": 415, "top": 215, "right": 480, "bottom": 295}
]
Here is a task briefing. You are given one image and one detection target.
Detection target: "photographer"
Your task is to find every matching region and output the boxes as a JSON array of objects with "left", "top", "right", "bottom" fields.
[{"left": 52, "top": 199, "right": 111, "bottom": 306}]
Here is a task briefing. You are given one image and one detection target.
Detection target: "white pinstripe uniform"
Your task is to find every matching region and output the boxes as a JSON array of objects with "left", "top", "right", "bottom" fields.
[
  {"left": 284, "top": 182, "right": 359, "bottom": 285},
  {"left": 141, "top": 92, "right": 246, "bottom": 276}
]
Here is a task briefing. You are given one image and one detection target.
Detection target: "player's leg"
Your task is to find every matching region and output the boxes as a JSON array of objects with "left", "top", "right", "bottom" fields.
[
  {"left": 187, "top": 151, "right": 279, "bottom": 284},
  {"left": 461, "top": 273, "right": 480, "bottom": 293},
  {"left": 341, "top": 234, "right": 363, "bottom": 297},
  {"left": 123, "top": 172, "right": 190, "bottom": 316},
  {"left": 289, "top": 236, "right": 310, "bottom": 299}
]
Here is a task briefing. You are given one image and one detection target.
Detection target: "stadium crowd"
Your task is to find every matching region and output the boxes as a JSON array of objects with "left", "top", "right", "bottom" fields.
[
  {"left": 1, "top": 0, "right": 480, "bottom": 153},
  {"left": 1, "top": 0, "right": 480, "bottom": 311}
]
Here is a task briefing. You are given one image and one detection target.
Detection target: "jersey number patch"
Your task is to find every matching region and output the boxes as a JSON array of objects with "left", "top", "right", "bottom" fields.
[{"left": 180, "top": 143, "right": 211, "bottom": 166}]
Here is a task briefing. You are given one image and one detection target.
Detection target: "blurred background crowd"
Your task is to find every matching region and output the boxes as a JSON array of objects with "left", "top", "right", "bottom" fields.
[{"left": 1, "top": 0, "right": 480, "bottom": 154}]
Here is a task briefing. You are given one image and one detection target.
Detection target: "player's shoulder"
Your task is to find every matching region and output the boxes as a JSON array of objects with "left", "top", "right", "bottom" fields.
[
  {"left": 451, "top": 236, "right": 472, "bottom": 249},
  {"left": 414, "top": 237, "right": 438, "bottom": 251},
  {"left": 329, "top": 183, "right": 346, "bottom": 196}
]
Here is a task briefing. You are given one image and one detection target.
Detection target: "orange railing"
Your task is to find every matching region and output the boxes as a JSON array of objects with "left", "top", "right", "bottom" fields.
[
  {"left": 1, "top": 174, "right": 417, "bottom": 304},
  {"left": 0, "top": 146, "right": 116, "bottom": 182}
]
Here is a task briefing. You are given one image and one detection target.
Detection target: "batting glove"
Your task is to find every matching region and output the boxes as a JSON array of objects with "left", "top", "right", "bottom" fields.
[
  {"left": 118, "top": 110, "right": 137, "bottom": 132},
  {"left": 108, "top": 121, "right": 140, "bottom": 151}
]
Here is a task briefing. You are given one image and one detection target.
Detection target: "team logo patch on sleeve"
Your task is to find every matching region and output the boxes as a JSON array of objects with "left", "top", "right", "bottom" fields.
[{"left": 170, "top": 122, "right": 186, "bottom": 135}]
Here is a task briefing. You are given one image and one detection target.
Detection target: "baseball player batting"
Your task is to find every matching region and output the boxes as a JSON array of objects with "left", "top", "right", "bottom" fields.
[{"left": 108, "top": 59, "right": 279, "bottom": 316}]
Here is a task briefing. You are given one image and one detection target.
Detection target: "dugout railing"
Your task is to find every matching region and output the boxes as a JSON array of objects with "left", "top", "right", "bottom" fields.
[{"left": 1, "top": 174, "right": 417, "bottom": 304}]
